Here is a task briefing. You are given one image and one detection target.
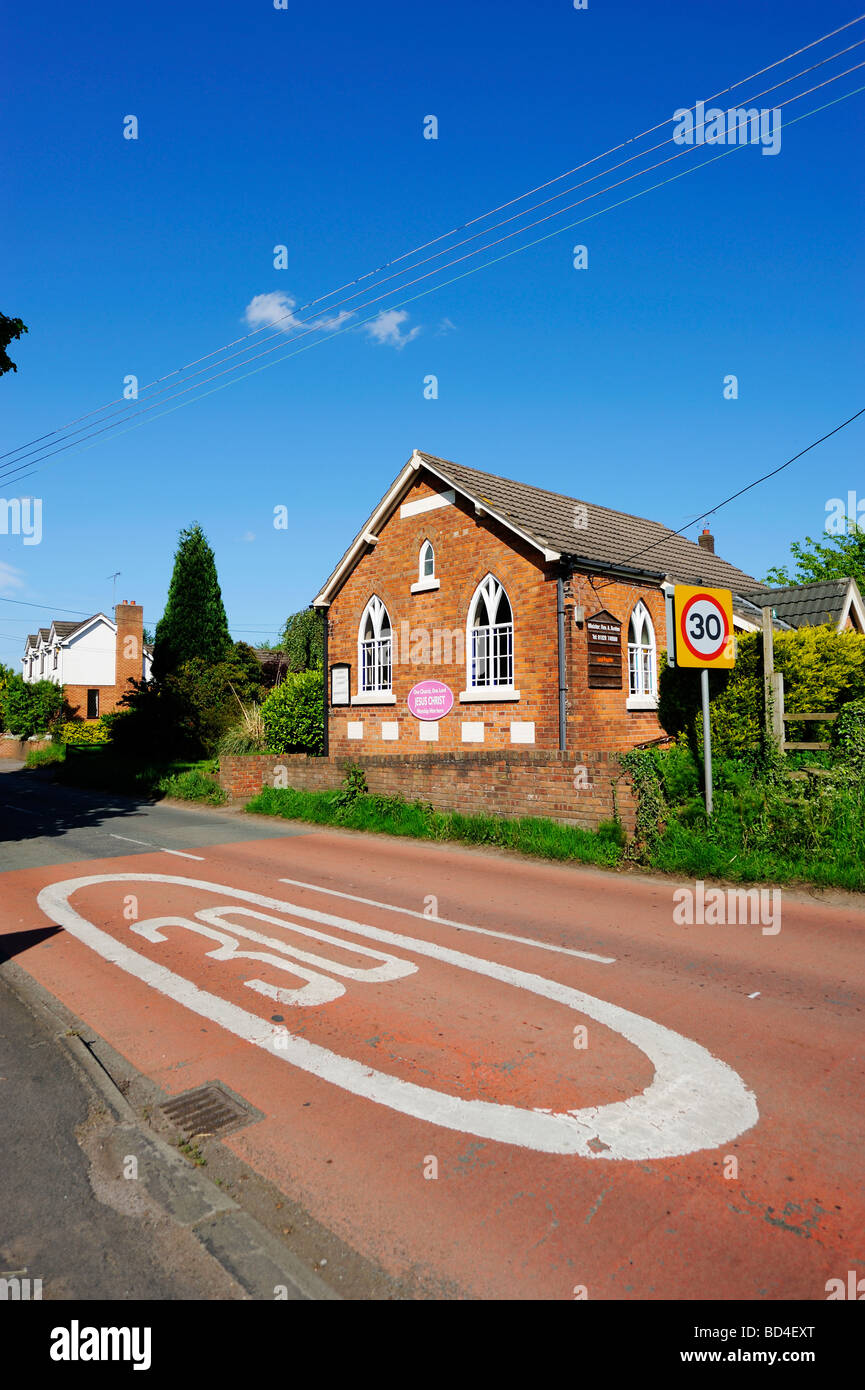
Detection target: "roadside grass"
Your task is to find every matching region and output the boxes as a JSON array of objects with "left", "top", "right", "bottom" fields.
[
  {"left": 24, "top": 744, "right": 66, "bottom": 769},
  {"left": 245, "top": 761, "right": 865, "bottom": 892},
  {"left": 50, "top": 748, "right": 227, "bottom": 805},
  {"left": 244, "top": 785, "right": 624, "bottom": 867}
]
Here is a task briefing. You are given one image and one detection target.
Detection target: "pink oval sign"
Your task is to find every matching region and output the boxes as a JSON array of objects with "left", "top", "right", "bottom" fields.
[{"left": 407, "top": 679, "right": 454, "bottom": 721}]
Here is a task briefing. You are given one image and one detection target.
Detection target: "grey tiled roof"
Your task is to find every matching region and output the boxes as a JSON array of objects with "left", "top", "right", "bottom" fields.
[
  {"left": 738, "top": 579, "right": 854, "bottom": 628},
  {"left": 53, "top": 620, "right": 83, "bottom": 639},
  {"left": 417, "top": 453, "right": 762, "bottom": 589}
]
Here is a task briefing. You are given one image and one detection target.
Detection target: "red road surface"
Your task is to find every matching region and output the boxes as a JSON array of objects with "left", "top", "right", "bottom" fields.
[{"left": 2, "top": 825, "right": 863, "bottom": 1300}]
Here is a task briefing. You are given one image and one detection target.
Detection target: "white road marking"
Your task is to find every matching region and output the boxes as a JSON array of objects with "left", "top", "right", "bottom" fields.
[
  {"left": 109, "top": 834, "right": 204, "bottom": 861},
  {"left": 130, "top": 905, "right": 417, "bottom": 1007},
  {"left": 278, "top": 875, "right": 615, "bottom": 965},
  {"left": 38, "top": 873, "right": 758, "bottom": 1161}
]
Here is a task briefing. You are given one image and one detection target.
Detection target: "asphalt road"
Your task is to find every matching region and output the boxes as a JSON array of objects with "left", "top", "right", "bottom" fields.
[{"left": 1, "top": 761, "right": 863, "bottom": 1301}]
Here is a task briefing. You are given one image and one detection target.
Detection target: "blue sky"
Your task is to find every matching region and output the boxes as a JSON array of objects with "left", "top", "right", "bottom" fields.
[{"left": 2, "top": 0, "right": 863, "bottom": 660}]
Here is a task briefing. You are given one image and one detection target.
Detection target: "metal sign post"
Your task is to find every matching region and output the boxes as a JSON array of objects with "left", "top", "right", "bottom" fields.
[
  {"left": 701, "top": 668, "right": 713, "bottom": 816},
  {"left": 673, "top": 584, "right": 736, "bottom": 819}
]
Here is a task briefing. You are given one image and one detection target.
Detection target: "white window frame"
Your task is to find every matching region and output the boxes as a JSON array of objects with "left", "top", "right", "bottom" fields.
[
  {"left": 411, "top": 538, "right": 440, "bottom": 594},
  {"left": 354, "top": 596, "right": 395, "bottom": 703},
  {"left": 627, "top": 599, "right": 658, "bottom": 708},
  {"left": 461, "top": 574, "right": 519, "bottom": 701}
]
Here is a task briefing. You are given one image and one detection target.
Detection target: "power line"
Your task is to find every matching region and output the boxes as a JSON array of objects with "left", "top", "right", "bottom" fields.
[
  {"left": 5, "top": 33, "right": 863, "bottom": 486},
  {"left": 595, "top": 405, "right": 865, "bottom": 584},
  {"left": 2, "top": 15, "right": 862, "bottom": 474},
  {"left": 5, "top": 70, "right": 862, "bottom": 490},
  {"left": 3, "top": 70, "right": 863, "bottom": 488}
]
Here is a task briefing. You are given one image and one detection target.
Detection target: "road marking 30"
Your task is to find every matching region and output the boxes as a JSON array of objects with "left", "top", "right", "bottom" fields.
[
  {"left": 278, "top": 875, "right": 615, "bottom": 964},
  {"left": 37, "top": 873, "right": 758, "bottom": 1160}
]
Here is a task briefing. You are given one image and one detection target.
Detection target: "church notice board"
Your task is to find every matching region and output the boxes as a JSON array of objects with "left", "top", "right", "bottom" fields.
[{"left": 586, "top": 610, "right": 623, "bottom": 689}]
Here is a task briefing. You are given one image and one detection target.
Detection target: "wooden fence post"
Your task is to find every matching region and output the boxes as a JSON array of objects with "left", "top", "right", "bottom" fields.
[{"left": 762, "top": 606, "right": 784, "bottom": 754}]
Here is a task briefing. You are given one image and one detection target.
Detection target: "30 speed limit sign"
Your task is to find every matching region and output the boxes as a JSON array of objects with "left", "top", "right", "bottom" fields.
[{"left": 674, "top": 585, "right": 736, "bottom": 668}]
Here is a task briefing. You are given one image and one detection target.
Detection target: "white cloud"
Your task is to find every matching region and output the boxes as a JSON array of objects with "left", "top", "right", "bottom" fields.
[
  {"left": 244, "top": 291, "right": 354, "bottom": 336},
  {"left": 0, "top": 561, "right": 25, "bottom": 596},
  {"left": 364, "top": 309, "right": 421, "bottom": 350},
  {"left": 435, "top": 317, "right": 457, "bottom": 336},
  {"left": 242, "top": 531, "right": 256, "bottom": 542}
]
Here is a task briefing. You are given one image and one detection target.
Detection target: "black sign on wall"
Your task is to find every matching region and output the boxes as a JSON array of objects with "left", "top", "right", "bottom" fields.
[{"left": 586, "top": 610, "right": 623, "bottom": 689}]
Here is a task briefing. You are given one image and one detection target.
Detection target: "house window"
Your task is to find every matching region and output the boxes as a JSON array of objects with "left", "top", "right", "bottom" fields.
[
  {"left": 420, "top": 541, "right": 435, "bottom": 580},
  {"left": 86, "top": 689, "right": 99, "bottom": 719},
  {"left": 628, "top": 601, "right": 656, "bottom": 698},
  {"left": 358, "top": 597, "right": 392, "bottom": 693},
  {"left": 468, "top": 575, "right": 514, "bottom": 689},
  {"left": 53, "top": 647, "right": 58, "bottom": 671}
]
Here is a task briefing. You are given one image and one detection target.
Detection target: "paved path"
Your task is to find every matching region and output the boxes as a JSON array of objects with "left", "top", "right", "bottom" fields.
[{"left": 1, "top": 764, "right": 862, "bottom": 1300}]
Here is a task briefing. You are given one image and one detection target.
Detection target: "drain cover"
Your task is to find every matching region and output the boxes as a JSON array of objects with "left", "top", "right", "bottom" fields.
[{"left": 159, "top": 1082, "right": 253, "bottom": 1140}]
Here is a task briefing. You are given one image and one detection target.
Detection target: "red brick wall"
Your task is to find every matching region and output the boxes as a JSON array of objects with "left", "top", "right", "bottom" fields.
[
  {"left": 324, "top": 467, "right": 667, "bottom": 755},
  {"left": 0, "top": 736, "right": 51, "bottom": 759},
  {"left": 220, "top": 750, "right": 637, "bottom": 834}
]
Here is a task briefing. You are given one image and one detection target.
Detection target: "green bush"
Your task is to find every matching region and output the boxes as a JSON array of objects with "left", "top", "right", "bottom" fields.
[
  {"left": 58, "top": 717, "right": 112, "bottom": 747},
  {"left": 660, "top": 627, "right": 865, "bottom": 759},
  {"left": 1, "top": 675, "right": 65, "bottom": 739},
  {"left": 833, "top": 697, "right": 865, "bottom": 770},
  {"left": 261, "top": 670, "right": 324, "bottom": 755},
  {"left": 157, "top": 767, "right": 227, "bottom": 805}
]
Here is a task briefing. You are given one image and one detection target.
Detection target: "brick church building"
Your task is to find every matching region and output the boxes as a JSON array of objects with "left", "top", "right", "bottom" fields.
[{"left": 313, "top": 450, "right": 762, "bottom": 755}]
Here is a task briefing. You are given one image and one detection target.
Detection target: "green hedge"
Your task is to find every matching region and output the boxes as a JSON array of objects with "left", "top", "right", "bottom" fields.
[
  {"left": 1, "top": 676, "right": 65, "bottom": 739},
  {"left": 660, "top": 626, "right": 865, "bottom": 758},
  {"left": 261, "top": 670, "right": 324, "bottom": 755}
]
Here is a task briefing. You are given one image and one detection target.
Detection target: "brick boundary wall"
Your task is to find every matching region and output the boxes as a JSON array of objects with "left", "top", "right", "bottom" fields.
[
  {"left": 220, "top": 749, "right": 637, "bottom": 834},
  {"left": 0, "top": 737, "right": 52, "bottom": 760}
]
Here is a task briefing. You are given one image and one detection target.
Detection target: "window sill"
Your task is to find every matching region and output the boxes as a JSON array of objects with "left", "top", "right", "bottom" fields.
[
  {"left": 351, "top": 692, "right": 396, "bottom": 705},
  {"left": 410, "top": 578, "right": 440, "bottom": 593},
  {"left": 627, "top": 694, "right": 658, "bottom": 711},
  {"left": 459, "top": 687, "right": 521, "bottom": 703}
]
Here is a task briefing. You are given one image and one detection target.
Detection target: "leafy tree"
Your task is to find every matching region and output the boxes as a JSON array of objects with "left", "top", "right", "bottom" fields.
[
  {"left": 1, "top": 675, "right": 64, "bottom": 738},
  {"left": 112, "top": 642, "right": 262, "bottom": 759},
  {"left": 153, "top": 523, "right": 232, "bottom": 677},
  {"left": 0, "top": 313, "right": 28, "bottom": 377},
  {"left": 280, "top": 608, "right": 324, "bottom": 671},
  {"left": 765, "top": 522, "right": 865, "bottom": 592}
]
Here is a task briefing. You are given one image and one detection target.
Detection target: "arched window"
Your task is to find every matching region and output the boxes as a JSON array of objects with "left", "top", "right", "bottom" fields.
[
  {"left": 359, "top": 596, "right": 392, "bottom": 693},
  {"left": 419, "top": 540, "right": 435, "bottom": 581},
  {"left": 467, "top": 575, "right": 513, "bottom": 689},
  {"left": 628, "top": 600, "right": 656, "bottom": 698}
]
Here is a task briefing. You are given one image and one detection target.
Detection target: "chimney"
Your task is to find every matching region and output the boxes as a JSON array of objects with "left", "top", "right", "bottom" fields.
[
  {"left": 114, "top": 601, "right": 144, "bottom": 709},
  {"left": 698, "top": 527, "right": 715, "bottom": 553}
]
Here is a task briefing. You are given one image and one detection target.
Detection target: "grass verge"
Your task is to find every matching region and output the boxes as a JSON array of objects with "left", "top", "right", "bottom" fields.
[
  {"left": 50, "top": 748, "right": 228, "bottom": 805},
  {"left": 244, "top": 784, "right": 625, "bottom": 867}
]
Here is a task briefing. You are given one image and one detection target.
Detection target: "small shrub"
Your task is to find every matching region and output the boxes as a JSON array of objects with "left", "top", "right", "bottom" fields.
[
  {"left": 218, "top": 697, "right": 266, "bottom": 755},
  {"left": 261, "top": 670, "right": 324, "bottom": 755},
  {"left": 58, "top": 718, "right": 112, "bottom": 747},
  {"left": 157, "top": 767, "right": 227, "bottom": 805}
]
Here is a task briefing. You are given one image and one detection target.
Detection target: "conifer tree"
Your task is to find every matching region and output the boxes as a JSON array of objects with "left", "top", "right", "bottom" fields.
[{"left": 153, "top": 523, "right": 232, "bottom": 677}]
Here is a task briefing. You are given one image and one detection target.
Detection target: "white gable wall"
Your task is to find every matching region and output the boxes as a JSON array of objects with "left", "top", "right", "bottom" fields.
[{"left": 62, "top": 619, "right": 116, "bottom": 686}]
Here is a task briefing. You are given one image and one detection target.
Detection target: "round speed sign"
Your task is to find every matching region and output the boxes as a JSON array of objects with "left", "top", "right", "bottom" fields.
[{"left": 679, "top": 591, "right": 730, "bottom": 663}]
